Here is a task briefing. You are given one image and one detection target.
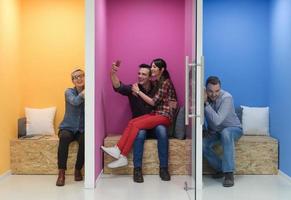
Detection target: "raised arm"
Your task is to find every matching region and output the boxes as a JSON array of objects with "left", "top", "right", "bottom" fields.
[
  {"left": 132, "top": 79, "right": 177, "bottom": 108},
  {"left": 110, "top": 62, "right": 121, "bottom": 89},
  {"left": 204, "top": 96, "right": 233, "bottom": 126},
  {"left": 110, "top": 61, "right": 133, "bottom": 96},
  {"left": 132, "top": 83, "right": 155, "bottom": 106},
  {"left": 65, "top": 89, "right": 84, "bottom": 106}
]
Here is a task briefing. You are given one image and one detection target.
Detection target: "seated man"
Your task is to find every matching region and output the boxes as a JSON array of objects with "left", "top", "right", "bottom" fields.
[
  {"left": 203, "top": 76, "right": 242, "bottom": 187},
  {"left": 56, "top": 69, "right": 85, "bottom": 186},
  {"left": 106, "top": 61, "right": 170, "bottom": 183}
]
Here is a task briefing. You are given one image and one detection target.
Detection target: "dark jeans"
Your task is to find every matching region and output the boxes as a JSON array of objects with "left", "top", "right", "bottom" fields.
[
  {"left": 133, "top": 125, "right": 169, "bottom": 168},
  {"left": 57, "top": 130, "right": 84, "bottom": 170}
]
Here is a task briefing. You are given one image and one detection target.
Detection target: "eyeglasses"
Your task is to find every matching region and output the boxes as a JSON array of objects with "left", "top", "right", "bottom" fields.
[{"left": 72, "top": 74, "right": 84, "bottom": 80}]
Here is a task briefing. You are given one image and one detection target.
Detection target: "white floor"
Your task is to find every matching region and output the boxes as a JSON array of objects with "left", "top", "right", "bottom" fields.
[{"left": 0, "top": 174, "right": 291, "bottom": 200}]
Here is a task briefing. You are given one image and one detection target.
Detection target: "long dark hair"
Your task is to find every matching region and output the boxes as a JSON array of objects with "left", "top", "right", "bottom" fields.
[
  {"left": 151, "top": 58, "right": 170, "bottom": 80},
  {"left": 151, "top": 58, "right": 172, "bottom": 94}
]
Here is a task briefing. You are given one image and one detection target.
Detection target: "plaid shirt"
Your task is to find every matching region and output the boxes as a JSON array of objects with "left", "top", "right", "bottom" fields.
[{"left": 152, "top": 79, "right": 177, "bottom": 122}]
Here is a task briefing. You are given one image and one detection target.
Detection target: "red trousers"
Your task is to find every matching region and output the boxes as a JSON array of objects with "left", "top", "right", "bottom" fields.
[{"left": 117, "top": 114, "right": 170, "bottom": 156}]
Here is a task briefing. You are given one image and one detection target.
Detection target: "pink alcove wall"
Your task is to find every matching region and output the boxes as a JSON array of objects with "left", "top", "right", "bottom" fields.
[
  {"left": 104, "top": 0, "right": 187, "bottom": 134},
  {"left": 95, "top": 0, "right": 195, "bottom": 178}
]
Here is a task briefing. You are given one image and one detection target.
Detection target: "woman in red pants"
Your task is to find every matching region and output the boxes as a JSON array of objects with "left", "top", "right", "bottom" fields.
[{"left": 101, "top": 58, "right": 177, "bottom": 169}]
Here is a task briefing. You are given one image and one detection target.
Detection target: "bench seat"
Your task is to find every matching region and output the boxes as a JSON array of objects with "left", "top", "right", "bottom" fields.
[
  {"left": 103, "top": 135, "right": 192, "bottom": 175},
  {"left": 203, "top": 135, "right": 278, "bottom": 174},
  {"left": 104, "top": 135, "right": 278, "bottom": 175},
  {"left": 10, "top": 136, "right": 79, "bottom": 175}
]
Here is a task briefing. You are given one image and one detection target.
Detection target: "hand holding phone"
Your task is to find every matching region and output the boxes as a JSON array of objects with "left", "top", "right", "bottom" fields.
[
  {"left": 115, "top": 60, "right": 121, "bottom": 67},
  {"left": 111, "top": 60, "right": 121, "bottom": 74}
]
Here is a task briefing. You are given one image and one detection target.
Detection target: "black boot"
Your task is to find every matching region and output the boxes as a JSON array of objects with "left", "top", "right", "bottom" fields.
[
  {"left": 74, "top": 169, "right": 83, "bottom": 181},
  {"left": 159, "top": 167, "right": 171, "bottom": 181},
  {"left": 133, "top": 167, "right": 144, "bottom": 183},
  {"left": 212, "top": 171, "right": 224, "bottom": 179},
  {"left": 223, "top": 172, "right": 234, "bottom": 187}
]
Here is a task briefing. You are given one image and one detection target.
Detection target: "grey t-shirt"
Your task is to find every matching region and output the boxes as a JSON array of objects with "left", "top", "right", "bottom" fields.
[{"left": 204, "top": 89, "right": 241, "bottom": 133}]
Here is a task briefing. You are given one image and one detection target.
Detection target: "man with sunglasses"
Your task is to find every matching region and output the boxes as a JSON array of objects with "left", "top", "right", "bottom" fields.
[
  {"left": 203, "top": 76, "right": 242, "bottom": 187},
  {"left": 56, "top": 69, "right": 85, "bottom": 186}
]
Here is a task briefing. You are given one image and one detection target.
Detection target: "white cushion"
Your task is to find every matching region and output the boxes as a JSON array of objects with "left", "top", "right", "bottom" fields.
[
  {"left": 25, "top": 107, "right": 56, "bottom": 135},
  {"left": 241, "top": 105, "right": 269, "bottom": 135}
]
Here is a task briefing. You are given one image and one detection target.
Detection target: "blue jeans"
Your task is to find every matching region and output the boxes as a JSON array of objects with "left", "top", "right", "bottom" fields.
[
  {"left": 133, "top": 125, "right": 168, "bottom": 168},
  {"left": 203, "top": 127, "right": 242, "bottom": 173}
]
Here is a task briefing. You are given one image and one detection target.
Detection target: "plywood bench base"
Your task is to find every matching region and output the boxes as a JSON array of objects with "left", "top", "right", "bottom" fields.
[
  {"left": 103, "top": 135, "right": 192, "bottom": 175},
  {"left": 203, "top": 135, "right": 278, "bottom": 175},
  {"left": 104, "top": 135, "right": 278, "bottom": 175},
  {"left": 10, "top": 136, "right": 80, "bottom": 175}
]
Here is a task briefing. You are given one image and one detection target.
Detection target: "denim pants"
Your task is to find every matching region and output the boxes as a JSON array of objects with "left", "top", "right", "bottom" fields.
[
  {"left": 133, "top": 125, "right": 169, "bottom": 168},
  {"left": 203, "top": 127, "right": 242, "bottom": 173}
]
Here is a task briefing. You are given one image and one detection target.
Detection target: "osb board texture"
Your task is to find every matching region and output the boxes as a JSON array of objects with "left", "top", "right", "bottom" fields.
[
  {"left": 203, "top": 135, "right": 278, "bottom": 175},
  {"left": 104, "top": 136, "right": 192, "bottom": 175},
  {"left": 104, "top": 135, "right": 278, "bottom": 175},
  {"left": 10, "top": 136, "right": 80, "bottom": 175}
]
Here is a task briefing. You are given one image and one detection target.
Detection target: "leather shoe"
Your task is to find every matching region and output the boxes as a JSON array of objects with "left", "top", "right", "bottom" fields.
[
  {"left": 212, "top": 171, "right": 224, "bottom": 179},
  {"left": 223, "top": 172, "right": 234, "bottom": 187},
  {"left": 133, "top": 167, "right": 144, "bottom": 183},
  {"left": 159, "top": 167, "right": 171, "bottom": 181},
  {"left": 56, "top": 169, "right": 65, "bottom": 186},
  {"left": 74, "top": 169, "right": 83, "bottom": 181}
]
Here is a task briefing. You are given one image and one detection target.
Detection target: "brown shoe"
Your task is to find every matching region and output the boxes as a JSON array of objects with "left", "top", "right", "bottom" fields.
[
  {"left": 56, "top": 169, "right": 65, "bottom": 186},
  {"left": 74, "top": 169, "right": 83, "bottom": 181}
]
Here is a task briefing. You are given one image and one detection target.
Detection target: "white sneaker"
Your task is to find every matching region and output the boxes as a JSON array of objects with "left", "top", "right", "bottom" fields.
[
  {"left": 107, "top": 155, "right": 128, "bottom": 168},
  {"left": 101, "top": 145, "right": 120, "bottom": 159}
]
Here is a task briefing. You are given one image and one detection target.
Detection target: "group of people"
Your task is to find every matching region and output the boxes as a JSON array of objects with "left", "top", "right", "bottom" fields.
[{"left": 56, "top": 58, "right": 242, "bottom": 188}]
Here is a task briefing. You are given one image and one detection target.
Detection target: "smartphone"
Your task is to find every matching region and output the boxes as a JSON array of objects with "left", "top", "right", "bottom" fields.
[{"left": 115, "top": 60, "right": 121, "bottom": 67}]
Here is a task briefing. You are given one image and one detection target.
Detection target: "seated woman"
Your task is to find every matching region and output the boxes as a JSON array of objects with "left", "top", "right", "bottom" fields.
[
  {"left": 101, "top": 58, "right": 178, "bottom": 171},
  {"left": 56, "top": 68, "right": 85, "bottom": 187}
]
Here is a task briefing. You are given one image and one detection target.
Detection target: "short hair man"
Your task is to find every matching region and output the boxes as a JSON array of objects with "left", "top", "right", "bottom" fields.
[
  {"left": 110, "top": 62, "right": 170, "bottom": 183},
  {"left": 203, "top": 76, "right": 242, "bottom": 187},
  {"left": 56, "top": 69, "right": 85, "bottom": 186}
]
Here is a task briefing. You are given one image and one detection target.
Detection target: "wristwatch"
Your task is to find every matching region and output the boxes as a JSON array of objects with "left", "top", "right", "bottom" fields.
[{"left": 136, "top": 90, "right": 140, "bottom": 95}]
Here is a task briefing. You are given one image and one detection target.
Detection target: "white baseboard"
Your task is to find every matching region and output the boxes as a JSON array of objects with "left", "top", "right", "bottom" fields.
[
  {"left": 95, "top": 169, "right": 103, "bottom": 186},
  {"left": 278, "top": 170, "right": 291, "bottom": 182},
  {"left": 0, "top": 170, "right": 11, "bottom": 180}
]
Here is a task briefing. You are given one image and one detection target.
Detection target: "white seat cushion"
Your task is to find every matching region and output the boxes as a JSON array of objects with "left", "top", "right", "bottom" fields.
[
  {"left": 25, "top": 107, "right": 56, "bottom": 135},
  {"left": 241, "top": 105, "right": 269, "bottom": 135}
]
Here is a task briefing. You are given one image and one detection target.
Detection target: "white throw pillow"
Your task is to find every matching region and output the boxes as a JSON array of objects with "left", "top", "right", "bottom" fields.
[
  {"left": 25, "top": 107, "right": 57, "bottom": 135},
  {"left": 241, "top": 105, "right": 269, "bottom": 135}
]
